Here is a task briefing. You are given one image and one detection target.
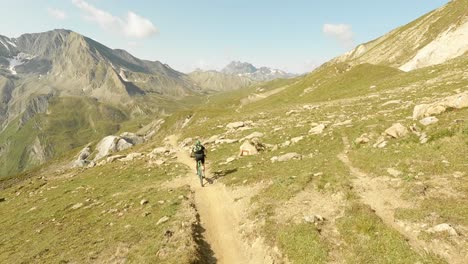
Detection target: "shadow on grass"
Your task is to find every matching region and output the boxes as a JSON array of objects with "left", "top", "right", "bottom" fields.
[{"left": 211, "top": 168, "right": 238, "bottom": 181}]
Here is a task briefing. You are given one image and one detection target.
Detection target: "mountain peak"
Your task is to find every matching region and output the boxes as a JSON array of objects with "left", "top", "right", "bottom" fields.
[{"left": 221, "top": 61, "right": 296, "bottom": 81}]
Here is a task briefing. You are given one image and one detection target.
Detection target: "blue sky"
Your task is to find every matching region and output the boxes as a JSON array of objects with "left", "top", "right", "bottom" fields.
[{"left": 0, "top": 0, "right": 449, "bottom": 73}]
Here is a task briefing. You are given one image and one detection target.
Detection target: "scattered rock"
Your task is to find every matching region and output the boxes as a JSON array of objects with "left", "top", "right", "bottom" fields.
[
  {"left": 116, "top": 138, "right": 133, "bottom": 152},
  {"left": 313, "top": 172, "right": 323, "bottom": 177},
  {"left": 94, "top": 136, "right": 119, "bottom": 161},
  {"left": 120, "top": 132, "right": 145, "bottom": 145},
  {"left": 280, "top": 140, "right": 291, "bottom": 148},
  {"left": 419, "top": 133, "right": 429, "bottom": 144},
  {"left": 204, "top": 135, "right": 220, "bottom": 144},
  {"left": 387, "top": 168, "right": 403, "bottom": 177},
  {"left": 226, "top": 121, "right": 245, "bottom": 129},
  {"left": 226, "top": 157, "right": 236, "bottom": 163},
  {"left": 309, "top": 124, "right": 326, "bottom": 135},
  {"left": 140, "top": 199, "right": 149, "bottom": 206},
  {"left": 419, "top": 116, "right": 439, "bottom": 126},
  {"left": 373, "top": 136, "right": 387, "bottom": 148},
  {"left": 157, "top": 216, "right": 170, "bottom": 225},
  {"left": 385, "top": 123, "right": 409, "bottom": 138},
  {"left": 427, "top": 223, "right": 458, "bottom": 236}
]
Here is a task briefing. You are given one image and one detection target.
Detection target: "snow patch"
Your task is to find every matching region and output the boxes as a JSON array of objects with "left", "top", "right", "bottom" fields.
[
  {"left": 6, "top": 40, "right": 16, "bottom": 47},
  {"left": 119, "top": 69, "right": 129, "bottom": 82},
  {"left": 400, "top": 20, "right": 468, "bottom": 71},
  {"left": 0, "top": 40, "right": 9, "bottom": 51},
  {"left": 7, "top": 53, "right": 35, "bottom": 75}
]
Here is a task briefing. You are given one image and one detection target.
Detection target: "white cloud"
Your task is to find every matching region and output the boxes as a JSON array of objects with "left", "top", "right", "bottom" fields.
[
  {"left": 323, "top": 23, "right": 354, "bottom": 48},
  {"left": 72, "top": 0, "right": 158, "bottom": 39},
  {"left": 47, "top": 8, "right": 67, "bottom": 20}
]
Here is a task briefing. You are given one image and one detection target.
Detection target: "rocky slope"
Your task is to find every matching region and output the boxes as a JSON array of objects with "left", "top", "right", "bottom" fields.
[
  {"left": 332, "top": 0, "right": 468, "bottom": 71},
  {"left": 0, "top": 29, "right": 206, "bottom": 177}
]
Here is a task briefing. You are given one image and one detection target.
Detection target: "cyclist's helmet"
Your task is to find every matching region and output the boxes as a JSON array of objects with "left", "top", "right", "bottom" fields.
[{"left": 196, "top": 139, "right": 201, "bottom": 145}]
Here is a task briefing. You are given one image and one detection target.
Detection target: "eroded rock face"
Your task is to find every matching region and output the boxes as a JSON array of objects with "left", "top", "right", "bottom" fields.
[{"left": 413, "top": 91, "right": 468, "bottom": 120}]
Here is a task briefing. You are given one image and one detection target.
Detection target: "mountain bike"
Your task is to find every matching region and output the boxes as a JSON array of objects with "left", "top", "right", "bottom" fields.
[{"left": 197, "top": 160, "right": 204, "bottom": 187}]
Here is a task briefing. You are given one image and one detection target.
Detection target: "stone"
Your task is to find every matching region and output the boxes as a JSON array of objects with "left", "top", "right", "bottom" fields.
[
  {"left": 277, "top": 152, "right": 302, "bottom": 162},
  {"left": 243, "top": 132, "right": 264, "bottom": 140},
  {"left": 280, "top": 140, "right": 291, "bottom": 148},
  {"left": 309, "top": 124, "right": 326, "bottom": 135},
  {"left": 71, "top": 203, "right": 83, "bottom": 210},
  {"left": 152, "top": 147, "right": 168, "bottom": 155},
  {"left": 106, "top": 155, "right": 126, "bottom": 163},
  {"left": 427, "top": 223, "right": 458, "bottom": 236},
  {"left": 355, "top": 133, "right": 370, "bottom": 144},
  {"left": 120, "top": 153, "right": 142, "bottom": 162},
  {"left": 373, "top": 136, "right": 387, "bottom": 148},
  {"left": 157, "top": 216, "right": 170, "bottom": 225},
  {"left": 239, "top": 141, "right": 259, "bottom": 156},
  {"left": 226, "top": 157, "right": 236, "bottom": 163},
  {"left": 140, "top": 199, "right": 149, "bottom": 205},
  {"left": 204, "top": 135, "right": 220, "bottom": 144},
  {"left": 419, "top": 116, "right": 439, "bottom": 126},
  {"left": 226, "top": 121, "right": 245, "bottom": 129},
  {"left": 77, "top": 146, "right": 91, "bottom": 161},
  {"left": 116, "top": 138, "right": 134, "bottom": 152},
  {"left": 120, "top": 132, "right": 145, "bottom": 145},
  {"left": 385, "top": 123, "right": 409, "bottom": 138}
]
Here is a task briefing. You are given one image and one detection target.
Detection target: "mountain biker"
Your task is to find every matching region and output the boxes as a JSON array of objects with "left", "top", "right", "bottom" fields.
[{"left": 191, "top": 139, "right": 206, "bottom": 176}]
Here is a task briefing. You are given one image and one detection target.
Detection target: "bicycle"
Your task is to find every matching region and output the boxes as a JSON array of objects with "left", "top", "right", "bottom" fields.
[{"left": 197, "top": 159, "right": 205, "bottom": 187}]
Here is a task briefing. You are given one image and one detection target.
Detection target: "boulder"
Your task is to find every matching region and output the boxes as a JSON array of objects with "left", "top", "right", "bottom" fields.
[
  {"left": 120, "top": 132, "right": 145, "bottom": 145},
  {"left": 373, "top": 136, "right": 387, "bottom": 148},
  {"left": 116, "top": 138, "right": 133, "bottom": 152},
  {"left": 94, "top": 136, "right": 119, "bottom": 160},
  {"left": 385, "top": 123, "right": 408, "bottom": 138},
  {"left": 204, "top": 135, "right": 220, "bottom": 144},
  {"left": 419, "top": 116, "right": 439, "bottom": 126},
  {"left": 239, "top": 141, "right": 258, "bottom": 156},
  {"left": 413, "top": 91, "right": 468, "bottom": 119},
  {"left": 309, "top": 124, "right": 326, "bottom": 135},
  {"left": 226, "top": 121, "right": 245, "bottom": 129},
  {"left": 180, "top": 138, "right": 193, "bottom": 147}
]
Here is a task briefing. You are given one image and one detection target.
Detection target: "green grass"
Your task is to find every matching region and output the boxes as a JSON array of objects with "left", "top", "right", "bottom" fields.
[
  {"left": 0, "top": 159, "right": 197, "bottom": 263},
  {"left": 337, "top": 203, "right": 446, "bottom": 264}
]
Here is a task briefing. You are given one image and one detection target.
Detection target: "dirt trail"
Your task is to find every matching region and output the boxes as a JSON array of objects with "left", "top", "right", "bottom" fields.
[
  {"left": 167, "top": 135, "right": 274, "bottom": 264},
  {"left": 338, "top": 136, "right": 466, "bottom": 264}
]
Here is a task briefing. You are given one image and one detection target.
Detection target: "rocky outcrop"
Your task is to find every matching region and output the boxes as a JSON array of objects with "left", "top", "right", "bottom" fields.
[
  {"left": 413, "top": 91, "right": 468, "bottom": 120},
  {"left": 93, "top": 132, "right": 146, "bottom": 161}
]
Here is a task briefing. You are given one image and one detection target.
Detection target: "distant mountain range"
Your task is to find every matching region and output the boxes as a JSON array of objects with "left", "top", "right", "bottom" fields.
[{"left": 221, "top": 61, "right": 296, "bottom": 81}]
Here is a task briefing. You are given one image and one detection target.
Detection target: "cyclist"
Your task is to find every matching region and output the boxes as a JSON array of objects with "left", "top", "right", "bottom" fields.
[{"left": 191, "top": 139, "right": 207, "bottom": 176}]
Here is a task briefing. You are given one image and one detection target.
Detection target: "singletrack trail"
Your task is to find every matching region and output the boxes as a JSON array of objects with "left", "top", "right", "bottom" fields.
[{"left": 167, "top": 135, "right": 274, "bottom": 264}]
